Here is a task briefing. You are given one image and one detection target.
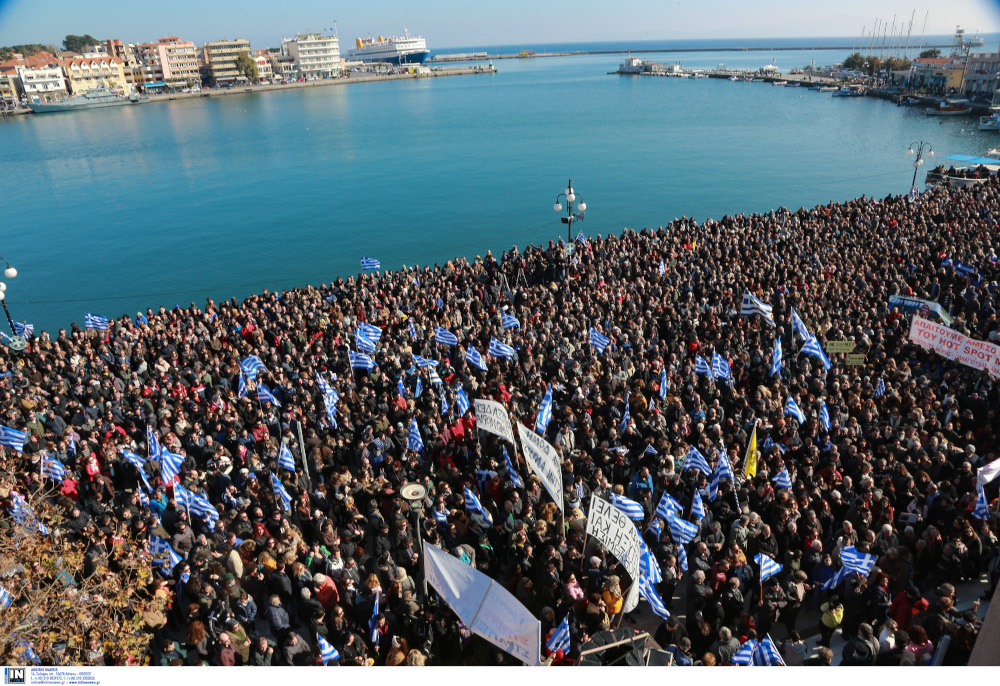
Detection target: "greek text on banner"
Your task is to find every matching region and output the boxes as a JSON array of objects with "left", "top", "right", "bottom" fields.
[
  {"left": 474, "top": 398, "right": 516, "bottom": 444},
  {"left": 585, "top": 494, "right": 642, "bottom": 613},
  {"left": 517, "top": 422, "right": 564, "bottom": 513}
]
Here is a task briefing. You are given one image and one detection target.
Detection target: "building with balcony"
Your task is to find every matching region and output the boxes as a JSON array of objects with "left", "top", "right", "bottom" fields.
[
  {"left": 963, "top": 46, "right": 1000, "bottom": 96},
  {"left": 62, "top": 56, "right": 128, "bottom": 94},
  {"left": 4, "top": 52, "right": 68, "bottom": 102},
  {"left": 135, "top": 36, "right": 199, "bottom": 88},
  {"left": 281, "top": 34, "right": 340, "bottom": 79},
  {"left": 0, "top": 68, "right": 22, "bottom": 108},
  {"left": 202, "top": 38, "right": 252, "bottom": 85},
  {"left": 253, "top": 50, "right": 274, "bottom": 82},
  {"left": 908, "top": 57, "right": 966, "bottom": 93}
]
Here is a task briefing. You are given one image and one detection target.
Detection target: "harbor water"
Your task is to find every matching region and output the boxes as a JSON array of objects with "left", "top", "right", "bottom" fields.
[{"left": 3, "top": 38, "right": 999, "bottom": 333}]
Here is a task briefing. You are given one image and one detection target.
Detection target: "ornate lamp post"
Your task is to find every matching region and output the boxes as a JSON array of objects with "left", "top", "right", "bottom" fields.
[
  {"left": 907, "top": 141, "right": 934, "bottom": 192},
  {"left": 553, "top": 178, "right": 587, "bottom": 243}
]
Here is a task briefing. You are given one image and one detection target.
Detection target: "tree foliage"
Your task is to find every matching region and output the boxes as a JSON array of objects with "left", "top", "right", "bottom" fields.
[
  {"left": 843, "top": 52, "right": 865, "bottom": 70},
  {"left": 920, "top": 48, "right": 942, "bottom": 59},
  {"left": 234, "top": 51, "right": 258, "bottom": 81},
  {"left": 62, "top": 35, "right": 101, "bottom": 53},
  {"left": 0, "top": 45, "right": 54, "bottom": 60},
  {"left": 0, "top": 487, "right": 166, "bottom": 666}
]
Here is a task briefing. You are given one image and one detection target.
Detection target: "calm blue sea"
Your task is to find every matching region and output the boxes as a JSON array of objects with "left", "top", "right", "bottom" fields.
[{"left": 3, "top": 36, "right": 1000, "bottom": 334}]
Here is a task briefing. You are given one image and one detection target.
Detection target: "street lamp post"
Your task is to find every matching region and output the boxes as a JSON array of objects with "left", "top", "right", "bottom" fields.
[
  {"left": 553, "top": 178, "right": 587, "bottom": 243},
  {"left": 0, "top": 256, "right": 21, "bottom": 331},
  {"left": 906, "top": 141, "right": 934, "bottom": 191}
]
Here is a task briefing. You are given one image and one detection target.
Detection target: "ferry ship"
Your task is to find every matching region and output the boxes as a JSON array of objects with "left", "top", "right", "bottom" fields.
[
  {"left": 345, "top": 29, "right": 430, "bottom": 65},
  {"left": 28, "top": 88, "right": 148, "bottom": 114}
]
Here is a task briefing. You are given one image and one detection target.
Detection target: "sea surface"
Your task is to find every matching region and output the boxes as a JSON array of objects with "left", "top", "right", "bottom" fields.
[{"left": 3, "top": 36, "right": 1000, "bottom": 334}]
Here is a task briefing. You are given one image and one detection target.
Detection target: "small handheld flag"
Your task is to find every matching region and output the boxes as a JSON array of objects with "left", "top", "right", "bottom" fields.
[
  {"left": 360, "top": 257, "right": 381, "bottom": 271},
  {"left": 546, "top": 615, "right": 571, "bottom": 655}
]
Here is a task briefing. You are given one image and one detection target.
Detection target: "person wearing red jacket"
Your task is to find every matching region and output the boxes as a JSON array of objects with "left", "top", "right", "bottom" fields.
[{"left": 888, "top": 587, "right": 928, "bottom": 632}]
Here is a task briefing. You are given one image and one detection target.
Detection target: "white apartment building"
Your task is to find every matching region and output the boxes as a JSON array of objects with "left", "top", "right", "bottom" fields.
[
  {"left": 16, "top": 63, "right": 68, "bottom": 102},
  {"left": 281, "top": 34, "right": 341, "bottom": 79}
]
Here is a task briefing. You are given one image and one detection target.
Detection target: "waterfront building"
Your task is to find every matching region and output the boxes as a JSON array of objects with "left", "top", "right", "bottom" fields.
[
  {"left": 201, "top": 38, "right": 253, "bottom": 86},
  {"left": 62, "top": 55, "right": 128, "bottom": 94},
  {"left": 5, "top": 52, "right": 68, "bottom": 103},
  {"left": 270, "top": 53, "right": 297, "bottom": 81},
  {"left": 963, "top": 46, "right": 1000, "bottom": 96},
  {"left": 908, "top": 56, "right": 966, "bottom": 92},
  {"left": 0, "top": 68, "right": 21, "bottom": 108},
  {"left": 281, "top": 34, "right": 341, "bottom": 79},
  {"left": 136, "top": 37, "right": 199, "bottom": 89},
  {"left": 252, "top": 50, "right": 274, "bottom": 82},
  {"left": 105, "top": 39, "right": 142, "bottom": 90}
]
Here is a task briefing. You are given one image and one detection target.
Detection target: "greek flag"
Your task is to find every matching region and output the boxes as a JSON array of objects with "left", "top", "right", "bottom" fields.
[
  {"left": 175, "top": 484, "right": 219, "bottom": 525},
  {"left": 589, "top": 328, "right": 611, "bottom": 354},
  {"left": 741, "top": 290, "right": 775, "bottom": 327},
  {"left": 456, "top": 385, "right": 470, "bottom": 416},
  {"left": 819, "top": 401, "right": 831, "bottom": 431},
  {"left": 691, "top": 490, "right": 706, "bottom": 521},
  {"left": 433, "top": 507, "right": 449, "bottom": 527},
  {"left": 732, "top": 639, "right": 756, "bottom": 665},
  {"left": 973, "top": 486, "right": 991, "bottom": 520},
  {"left": 488, "top": 337, "right": 515, "bottom": 359},
  {"left": 640, "top": 544, "right": 663, "bottom": 583},
  {"left": 535, "top": 385, "right": 553, "bottom": 434},
  {"left": 659, "top": 367, "right": 668, "bottom": 399},
  {"left": 695, "top": 355, "right": 712, "bottom": 377},
  {"left": 875, "top": 376, "right": 886, "bottom": 397},
  {"left": 503, "top": 447, "right": 524, "bottom": 488},
  {"left": 317, "top": 374, "right": 339, "bottom": 425},
  {"left": 0, "top": 584, "right": 12, "bottom": 609},
  {"left": 466, "top": 345, "right": 488, "bottom": 371},
  {"left": 678, "top": 544, "right": 688, "bottom": 572},
  {"left": 0, "top": 425, "right": 28, "bottom": 452},
  {"left": 278, "top": 443, "right": 296, "bottom": 471},
  {"left": 149, "top": 535, "right": 183, "bottom": 573},
  {"left": 42, "top": 455, "right": 66, "bottom": 483},
  {"left": 908, "top": 186, "right": 919, "bottom": 201},
  {"left": 773, "top": 467, "right": 792, "bottom": 489},
  {"left": 436, "top": 297, "right": 444, "bottom": 310},
  {"left": 656, "top": 491, "right": 684, "bottom": 519},
  {"left": 360, "top": 257, "right": 381, "bottom": 271},
  {"left": 407, "top": 418, "right": 424, "bottom": 452},
  {"left": 822, "top": 566, "right": 849, "bottom": 590},
  {"left": 610, "top": 493, "right": 645, "bottom": 521},
  {"left": 160, "top": 449, "right": 184, "bottom": 485},
  {"left": 84, "top": 312, "right": 110, "bottom": 331},
  {"left": 770, "top": 338, "right": 783, "bottom": 377},
  {"left": 644, "top": 444, "right": 658, "bottom": 456},
  {"left": 415, "top": 376, "right": 424, "bottom": 398},
  {"left": 358, "top": 323, "right": 382, "bottom": 341},
  {"left": 658, "top": 259, "right": 666, "bottom": 277},
  {"left": 683, "top": 445, "right": 711, "bottom": 475},
  {"left": 355, "top": 329, "right": 377, "bottom": 353},
  {"left": 10, "top": 493, "right": 49, "bottom": 534},
  {"left": 146, "top": 425, "right": 161, "bottom": 460},
  {"left": 408, "top": 318, "right": 417, "bottom": 340},
  {"left": 619, "top": 395, "right": 631, "bottom": 431},
  {"left": 546, "top": 615, "right": 571, "bottom": 655},
  {"left": 800, "top": 335, "right": 832, "bottom": 370},
  {"left": 434, "top": 326, "right": 459, "bottom": 346},
  {"left": 501, "top": 313, "right": 520, "bottom": 329},
  {"left": 240, "top": 355, "right": 266, "bottom": 380},
  {"left": 753, "top": 636, "right": 785, "bottom": 666},
  {"left": 120, "top": 449, "right": 152, "bottom": 491},
  {"left": 666, "top": 511, "right": 698, "bottom": 544},
  {"left": 754, "top": 553, "right": 782, "bottom": 581},
  {"left": 349, "top": 351, "right": 375, "bottom": 371},
  {"left": 317, "top": 633, "right": 340, "bottom": 663},
  {"left": 257, "top": 384, "right": 281, "bottom": 406},
  {"left": 238, "top": 370, "right": 248, "bottom": 398},
  {"left": 397, "top": 376, "right": 406, "bottom": 398},
  {"left": 428, "top": 366, "right": 443, "bottom": 386},
  {"left": 11, "top": 321, "right": 33, "bottom": 337},
  {"left": 648, "top": 517, "right": 662, "bottom": 539},
  {"left": 712, "top": 351, "right": 732, "bottom": 382},
  {"left": 575, "top": 230, "right": 589, "bottom": 247},
  {"left": 412, "top": 354, "right": 439, "bottom": 367},
  {"left": 790, "top": 308, "right": 810, "bottom": 342},
  {"left": 463, "top": 486, "right": 493, "bottom": 525},
  {"left": 840, "top": 546, "right": 877, "bottom": 575},
  {"left": 270, "top": 473, "right": 293, "bottom": 511},
  {"left": 138, "top": 489, "right": 149, "bottom": 506},
  {"left": 708, "top": 450, "right": 734, "bottom": 501},
  {"left": 441, "top": 394, "right": 450, "bottom": 416},
  {"left": 784, "top": 396, "right": 806, "bottom": 424}
]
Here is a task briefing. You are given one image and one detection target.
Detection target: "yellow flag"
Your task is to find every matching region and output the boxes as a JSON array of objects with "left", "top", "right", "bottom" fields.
[{"left": 742, "top": 424, "right": 758, "bottom": 478}]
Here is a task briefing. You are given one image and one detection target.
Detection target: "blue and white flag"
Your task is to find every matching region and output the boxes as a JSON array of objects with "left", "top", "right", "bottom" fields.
[
  {"left": 677, "top": 544, "right": 688, "bottom": 572},
  {"left": 354, "top": 329, "right": 377, "bottom": 354},
  {"left": 463, "top": 486, "right": 493, "bottom": 525},
  {"left": 317, "top": 633, "right": 340, "bottom": 664},
  {"left": 407, "top": 418, "right": 424, "bottom": 452},
  {"left": 712, "top": 351, "right": 732, "bottom": 382},
  {"left": 656, "top": 491, "right": 684, "bottom": 519},
  {"left": 732, "top": 639, "right": 757, "bottom": 665},
  {"left": 784, "top": 396, "right": 806, "bottom": 424},
  {"left": 502, "top": 446, "right": 524, "bottom": 488},
  {"left": 84, "top": 312, "right": 110, "bottom": 331},
  {"left": 175, "top": 484, "right": 219, "bottom": 525},
  {"left": 0, "top": 584, "right": 12, "bottom": 609},
  {"left": 619, "top": 395, "right": 631, "bottom": 431},
  {"left": 240, "top": 355, "right": 266, "bottom": 380},
  {"left": 683, "top": 445, "right": 711, "bottom": 475},
  {"left": 160, "top": 449, "right": 184, "bottom": 485},
  {"left": 456, "top": 385, "right": 470, "bottom": 416},
  {"left": 434, "top": 326, "right": 459, "bottom": 346},
  {"left": 973, "top": 486, "right": 991, "bottom": 520},
  {"left": 149, "top": 535, "right": 183, "bottom": 574},
  {"left": 147, "top": 425, "right": 161, "bottom": 461},
  {"left": 501, "top": 313, "right": 520, "bottom": 329},
  {"left": 0, "top": 426, "right": 28, "bottom": 452},
  {"left": 875, "top": 376, "right": 886, "bottom": 397},
  {"left": 488, "top": 337, "right": 515, "bottom": 359},
  {"left": 610, "top": 493, "right": 645, "bottom": 521},
  {"left": 349, "top": 351, "right": 375, "bottom": 371},
  {"left": 754, "top": 553, "right": 783, "bottom": 581},
  {"left": 534, "top": 385, "right": 553, "bottom": 434},
  {"left": 822, "top": 566, "right": 849, "bottom": 590},
  {"left": 770, "top": 338, "right": 783, "bottom": 377},
  {"left": 270, "top": 473, "right": 293, "bottom": 511},
  {"left": 42, "top": 455, "right": 66, "bottom": 483},
  {"left": 694, "top": 355, "right": 712, "bottom": 377},
  {"left": 800, "top": 335, "right": 832, "bottom": 370},
  {"left": 741, "top": 290, "right": 775, "bottom": 327},
  {"left": 666, "top": 511, "right": 698, "bottom": 544},
  {"left": 639, "top": 542, "right": 662, "bottom": 583},
  {"left": 659, "top": 367, "right": 668, "bottom": 400},
  {"left": 466, "top": 345, "right": 488, "bottom": 371},
  {"left": 790, "top": 308, "right": 810, "bottom": 342},
  {"left": 708, "top": 451, "right": 734, "bottom": 502},
  {"left": 360, "top": 257, "right": 381, "bottom": 271},
  {"left": 589, "top": 328, "right": 611, "bottom": 354},
  {"left": 691, "top": 490, "right": 706, "bottom": 521},
  {"left": 773, "top": 467, "right": 792, "bottom": 489},
  {"left": 414, "top": 376, "right": 424, "bottom": 398},
  {"left": 10, "top": 493, "right": 49, "bottom": 535},
  {"left": 238, "top": 370, "right": 248, "bottom": 398},
  {"left": 546, "top": 615, "right": 571, "bottom": 655},
  {"left": 648, "top": 517, "right": 662, "bottom": 539},
  {"left": 120, "top": 449, "right": 152, "bottom": 491},
  {"left": 753, "top": 635, "right": 785, "bottom": 666},
  {"left": 436, "top": 296, "right": 444, "bottom": 310},
  {"left": 317, "top": 374, "right": 339, "bottom": 426},
  {"left": 644, "top": 444, "right": 658, "bottom": 456},
  {"left": 369, "top": 593, "right": 381, "bottom": 645},
  {"left": 815, "top": 403, "right": 830, "bottom": 433},
  {"left": 658, "top": 259, "right": 666, "bottom": 277},
  {"left": 840, "top": 546, "right": 877, "bottom": 575},
  {"left": 11, "top": 321, "right": 33, "bottom": 337},
  {"left": 358, "top": 323, "right": 382, "bottom": 341},
  {"left": 397, "top": 376, "right": 406, "bottom": 398},
  {"left": 428, "top": 366, "right": 443, "bottom": 386},
  {"left": 412, "top": 354, "right": 439, "bottom": 368},
  {"left": 278, "top": 443, "right": 296, "bottom": 471},
  {"left": 257, "top": 384, "right": 281, "bottom": 406},
  {"left": 440, "top": 393, "right": 450, "bottom": 416},
  {"left": 575, "top": 230, "right": 589, "bottom": 247},
  {"left": 408, "top": 318, "right": 418, "bottom": 340},
  {"left": 433, "top": 507, "right": 449, "bottom": 528}
]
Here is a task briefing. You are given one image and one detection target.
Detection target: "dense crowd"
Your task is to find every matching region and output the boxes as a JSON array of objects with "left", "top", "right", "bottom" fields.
[{"left": 1, "top": 176, "right": 999, "bottom": 667}]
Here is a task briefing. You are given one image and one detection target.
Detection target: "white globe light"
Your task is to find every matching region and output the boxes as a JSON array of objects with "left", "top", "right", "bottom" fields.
[
  {"left": 927, "top": 149, "right": 934, "bottom": 157},
  {"left": 554, "top": 202, "right": 562, "bottom": 212},
  {"left": 0, "top": 291, "right": 5, "bottom": 301},
  {"left": 917, "top": 158, "right": 924, "bottom": 166},
  {"left": 565, "top": 186, "right": 573, "bottom": 197},
  {"left": 566, "top": 193, "right": 576, "bottom": 203},
  {"left": 0, "top": 282, "right": 5, "bottom": 292},
  {"left": 3, "top": 267, "right": 15, "bottom": 278},
  {"left": 906, "top": 147, "right": 914, "bottom": 155},
  {"left": 578, "top": 202, "right": 587, "bottom": 212}
]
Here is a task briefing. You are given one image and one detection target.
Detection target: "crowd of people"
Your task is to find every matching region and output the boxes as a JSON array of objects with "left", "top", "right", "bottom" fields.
[{"left": 1, "top": 176, "right": 999, "bottom": 667}]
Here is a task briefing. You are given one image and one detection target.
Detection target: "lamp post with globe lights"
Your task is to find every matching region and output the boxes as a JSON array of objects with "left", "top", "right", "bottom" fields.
[
  {"left": 0, "top": 257, "right": 27, "bottom": 351},
  {"left": 907, "top": 141, "right": 934, "bottom": 192},
  {"left": 553, "top": 178, "right": 587, "bottom": 243}
]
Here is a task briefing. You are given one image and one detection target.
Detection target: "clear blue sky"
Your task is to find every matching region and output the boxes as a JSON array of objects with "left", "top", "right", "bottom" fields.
[{"left": 0, "top": 0, "right": 998, "bottom": 50}]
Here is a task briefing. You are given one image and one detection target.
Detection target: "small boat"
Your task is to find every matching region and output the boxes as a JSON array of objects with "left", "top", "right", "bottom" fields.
[
  {"left": 729, "top": 75, "right": 739, "bottom": 81},
  {"left": 980, "top": 113, "right": 1000, "bottom": 131},
  {"left": 899, "top": 97, "right": 922, "bottom": 106},
  {"left": 817, "top": 85, "right": 839, "bottom": 92},
  {"left": 833, "top": 85, "right": 866, "bottom": 97},
  {"left": 926, "top": 99, "right": 972, "bottom": 116}
]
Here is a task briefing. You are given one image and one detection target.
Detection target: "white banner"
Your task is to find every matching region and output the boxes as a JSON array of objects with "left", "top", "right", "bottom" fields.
[
  {"left": 423, "top": 543, "right": 540, "bottom": 665},
  {"left": 585, "top": 494, "right": 642, "bottom": 614},
  {"left": 889, "top": 294, "right": 954, "bottom": 325},
  {"left": 516, "top": 422, "right": 564, "bottom": 513},
  {"left": 909, "top": 316, "right": 1000, "bottom": 377},
  {"left": 475, "top": 398, "right": 516, "bottom": 444}
]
